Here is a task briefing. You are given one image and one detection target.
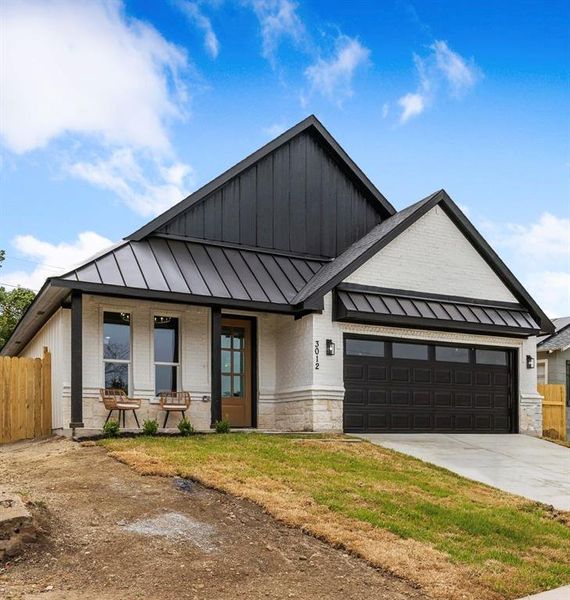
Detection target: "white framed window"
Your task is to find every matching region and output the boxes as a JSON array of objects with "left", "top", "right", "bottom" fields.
[
  {"left": 103, "top": 311, "right": 131, "bottom": 393},
  {"left": 537, "top": 359, "right": 548, "bottom": 385},
  {"left": 154, "top": 315, "right": 179, "bottom": 395}
]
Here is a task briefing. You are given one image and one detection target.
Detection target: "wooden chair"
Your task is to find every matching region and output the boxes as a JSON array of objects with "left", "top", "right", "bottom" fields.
[
  {"left": 99, "top": 388, "right": 142, "bottom": 428},
  {"left": 159, "top": 391, "right": 191, "bottom": 428}
]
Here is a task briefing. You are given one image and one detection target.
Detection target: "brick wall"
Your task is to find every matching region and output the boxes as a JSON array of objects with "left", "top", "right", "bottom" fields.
[{"left": 345, "top": 205, "right": 518, "bottom": 303}]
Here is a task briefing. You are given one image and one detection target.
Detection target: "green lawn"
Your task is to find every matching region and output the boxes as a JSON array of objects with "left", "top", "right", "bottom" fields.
[{"left": 102, "top": 434, "right": 570, "bottom": 600}]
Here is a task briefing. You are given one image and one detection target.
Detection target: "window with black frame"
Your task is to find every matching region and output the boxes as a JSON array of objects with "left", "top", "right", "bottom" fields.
[
  {"left": 154, "top": 316, "right": 179, "bottom": 395},
  {"left": 103, "top": 311, "right": 131, "bottom": 393}
]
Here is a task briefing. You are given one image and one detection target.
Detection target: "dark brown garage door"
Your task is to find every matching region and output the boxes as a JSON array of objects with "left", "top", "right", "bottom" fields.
[{"left": 343, "top": 336, "right": 515, "bottom": 433}]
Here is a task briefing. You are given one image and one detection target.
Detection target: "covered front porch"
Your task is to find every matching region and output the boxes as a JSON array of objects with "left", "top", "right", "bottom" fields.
[{"left": 66, "top": 292, "right": 340, "bottom": 434}]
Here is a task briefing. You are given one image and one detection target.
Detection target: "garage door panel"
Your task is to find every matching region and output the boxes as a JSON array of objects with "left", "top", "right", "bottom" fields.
[
  {"left": 413, "top": 391, "right": 431, "bottom": 406},
  {"left": 475, "top": 371, "right": 492, "bottom": 386},
  {"left": 413, "top": 368, "right": 432, "bottom": 383},
  {"left": 345, "top": 388, "right": 365, "bottom": 406},
  {"left": 412, "top": 414, "right": 432, "bottom": 429},
  {"left": 435, "top": 392, "right": 452, "bottom": 407},
  {"left": 368, "top": 413, "right": 389, "bottom": 430},
  {"left": 391, "top": 390, "right": 411, "bottom": 405},
  {"left": 391, "top": 366, "right": 410, "bottom": 382},
  {"left": 455, "top": 393, "right": 473, "bottom": 407},
  {"left": 435, "top": 369, "right": 452, "bottom": 384},
  {"left": 344, "top": 364, "right": 364, "bottom": 380},
  {"left": 494, "top": 372, "right": 509, "bottom": 386},
  {"left": 344, "top": 337, "right": 514, "bottom": 434},
  {"left": 454, "top": 414, "right": 473, "bottom": 430},
  {"left": 368, "top": 366, "right": 387, "bottom": 381},
  {"left": 454, "top": 370, "right": 472, "bottom": 385},
  {"left": 369, "top": 390, "right": 388, "bottom": 405}
]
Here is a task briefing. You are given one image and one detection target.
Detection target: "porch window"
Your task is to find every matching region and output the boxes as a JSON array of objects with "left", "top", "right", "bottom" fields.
[
  {"left": 154, "top": 316, "right": 179, "bottom": 395},
  {"left": 103, "top": 312, "right": 131, "bottom": 393}
]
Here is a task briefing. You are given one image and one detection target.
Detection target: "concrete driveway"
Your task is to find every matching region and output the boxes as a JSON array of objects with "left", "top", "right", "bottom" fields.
[{"left": 359, "top": 434, "right": 570, "bottom": 510}]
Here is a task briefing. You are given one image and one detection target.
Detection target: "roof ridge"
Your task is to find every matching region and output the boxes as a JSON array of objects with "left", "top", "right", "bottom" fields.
[{"left": 125, "top": 115, "right": 395, "bottom": 242}]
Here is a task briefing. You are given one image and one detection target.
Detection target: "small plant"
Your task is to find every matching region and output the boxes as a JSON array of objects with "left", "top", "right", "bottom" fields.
[
  {"left": 103, "top": 419, "right": 120, "bottom": 438},
  {"left": 142, "top": 419, "right": 158, "bottom": 436},
  {"left": 178, "top": 417, "right": 194, "bottom": 436},
  {"left": 215, "top": 418, "right": 230, "bottom": 434}
]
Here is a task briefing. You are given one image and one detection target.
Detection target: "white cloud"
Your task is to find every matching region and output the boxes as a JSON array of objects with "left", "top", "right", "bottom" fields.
[
  {"left": 2, "top": 232, "right": 114, "bottom": 291},
  {"left": 524, "top": 271, "right": 570, "bottom": 319},
  {"left": 497, "top": 213, "right": 570, "bottom": 259},
  {"left": 246, "top": 0, "right": 305, "bottom": 64},
  {"left": 431, "top": 40, "right": 479, "bottom": 97},
  {"left": 304, "top": 35, "right": 370, "bottom": 104},
  {"left": 397, "top": 40, "right": 480, "bottom": 124},
  {"left": 478, "top": 212, "right": 570, "bottom": 318},
  {"left": 382, "top": 103, "right": 390, "bottom": 119},
  {"left": 1, "top": 0, "right": 189, "bottom": 154},
  {"left": 398, "top": 93, "right": 425, "bottom": 123},
  {"left": 263, "top": 123, "right": 287, "bottom": 138},
  {"left": 174, "top": 0, "right": 220, "bottom": 58},
  {"left": 68, "top": 149, "right": 195, "bottom": 217}
]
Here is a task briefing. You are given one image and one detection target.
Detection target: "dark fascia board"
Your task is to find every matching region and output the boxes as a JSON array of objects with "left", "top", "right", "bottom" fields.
[
  {"left": 437, "top": 195, "right": 554, "bottom": 334},
  {"left": 334, "top": 298, "right": 538, "bottom": 339},
  {"left": 126, "top": 115, "right": 395, "bottom": 242},
  {"left": 0, "top": 281, "right": 68, "bottom": 356},
  {"left": 297, "top": 189, "right": 554, "bottom": 334},
  {"left": 295, "top": 189, "right": 443, "bottom": 308},
  {"left": 337, "top": 283, "right": 528, "bottom": 311},
  {"left": 49, "top": 278, "right": 324, "bottom": 315}
]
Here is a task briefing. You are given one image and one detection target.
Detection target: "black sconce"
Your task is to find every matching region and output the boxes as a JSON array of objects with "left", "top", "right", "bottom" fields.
[
  {"left": 326, "top": 339, "right": 335, "bottom": 356},
  {"left": 526, "top": 355, "right": 535, "bottom": 369}
]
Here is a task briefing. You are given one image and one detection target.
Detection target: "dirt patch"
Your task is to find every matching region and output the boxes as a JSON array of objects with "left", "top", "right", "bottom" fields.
[{"left": 0, "top": 438, "right": 424, "bottom": 600}]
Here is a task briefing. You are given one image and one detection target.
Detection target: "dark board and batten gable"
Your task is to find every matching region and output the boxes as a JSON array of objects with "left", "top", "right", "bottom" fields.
[{"left": 129, "top": 116, "right": 395, "bottom": 258}]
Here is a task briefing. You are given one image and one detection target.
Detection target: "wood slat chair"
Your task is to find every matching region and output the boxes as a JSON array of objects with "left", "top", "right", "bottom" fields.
[
  {"left": 99, "top": 388, "right": 142, "bottom": 428},
  {"left": 159, "top": 391, "right": 191, "bottom": 428}
]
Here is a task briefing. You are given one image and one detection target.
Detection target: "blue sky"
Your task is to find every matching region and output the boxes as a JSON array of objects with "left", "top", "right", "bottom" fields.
[{"left": 1, "top": 0, "right": 569, "bottom": 315}]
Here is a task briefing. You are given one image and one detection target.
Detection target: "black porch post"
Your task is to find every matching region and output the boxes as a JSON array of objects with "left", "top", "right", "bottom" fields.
[
  {"left": 210, "top": 306, "right": 222, "bottom": 426},
  {"left": 70, "top": 290, "right": 84, "bottom": 428}
]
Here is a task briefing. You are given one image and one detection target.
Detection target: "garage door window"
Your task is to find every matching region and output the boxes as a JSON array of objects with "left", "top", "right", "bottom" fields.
[
  {"left": 392, "top": 342, "right": 428, "bottom": 360},
  {"left": 475, "top": 349, "right": 507, "bottom": 365},
  {"left": 435, "top": 346, "right": 469, "bottom": 363},
  {"left": 345, "top": 339, "right": 385, "bottom": 357}
]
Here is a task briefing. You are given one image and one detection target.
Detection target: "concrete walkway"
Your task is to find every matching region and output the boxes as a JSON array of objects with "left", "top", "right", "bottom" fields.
[
  {"left": 358, "top": 434, "right": 570, "bottom": 510},
  {"left": 518, "top": 584, "right": 570, "bottom": 599}
]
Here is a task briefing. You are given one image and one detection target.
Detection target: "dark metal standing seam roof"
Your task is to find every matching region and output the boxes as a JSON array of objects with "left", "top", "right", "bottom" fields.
[
  {"left": 54, "top": 237, "right": 327, "bottom": 308},
  {"left": 335, "top": 285, "right": 540, "bottom": 337}
]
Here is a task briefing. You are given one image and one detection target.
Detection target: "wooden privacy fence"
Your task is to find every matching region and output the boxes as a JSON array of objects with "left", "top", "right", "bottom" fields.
[
  {"left": 538, "top": 384, "right": 567, "bottom": 441},
  {"left": 0, "top": 347, "right": 51, "bottom": 444}
]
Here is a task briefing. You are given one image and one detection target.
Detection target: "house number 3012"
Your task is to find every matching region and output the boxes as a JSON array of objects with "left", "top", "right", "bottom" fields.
[{"left": 314, "top": 340, "right": 320, "bottom": 370}]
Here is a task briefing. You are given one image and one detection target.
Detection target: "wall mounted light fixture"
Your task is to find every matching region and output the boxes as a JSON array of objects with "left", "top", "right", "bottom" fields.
[
  {"left": 326, "top": 339, "right": 335, "bottom": 356},
  {"left": 526, "top": 355, "right": 535, "bottom": 369}
]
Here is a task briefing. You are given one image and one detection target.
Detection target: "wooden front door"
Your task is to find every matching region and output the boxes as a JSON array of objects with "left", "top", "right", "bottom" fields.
[{"left": 221, "top": 318, "right": 252, "bottom": 427}]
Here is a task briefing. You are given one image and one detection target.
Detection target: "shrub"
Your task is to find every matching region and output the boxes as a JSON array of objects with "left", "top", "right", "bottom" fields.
[
  {"left": 178, "top": 417, "right": 194, "bottom": 436},
  {"left": 215, "top": 418, "right": 230, "bottom": 434},
  {"left": 142, "top": 419, "right": 158, "bottom": 436},
  {"left": 103, "top": 419, "right": 120, "bottom": 438}
]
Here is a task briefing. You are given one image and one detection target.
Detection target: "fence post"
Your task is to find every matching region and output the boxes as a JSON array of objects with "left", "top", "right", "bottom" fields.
[{"left": 42, "top": 347, "right": 52, "bottom": 437}]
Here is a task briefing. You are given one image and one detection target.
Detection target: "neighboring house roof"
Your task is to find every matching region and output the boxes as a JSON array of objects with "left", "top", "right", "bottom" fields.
[
  {"left": 53, "top": 238, "right": 327, "bottom": 309},
  {"left": 335, "top": 284, "right": 540, "bottom": 336},
  {"left": 538, "top": 318, "right": 570, "bottom": 352}
]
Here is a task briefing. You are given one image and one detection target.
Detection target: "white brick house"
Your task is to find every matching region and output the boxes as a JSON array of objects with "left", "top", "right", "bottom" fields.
[{"left": 2, "top": 116, "right": 553, "bottom": 436}]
